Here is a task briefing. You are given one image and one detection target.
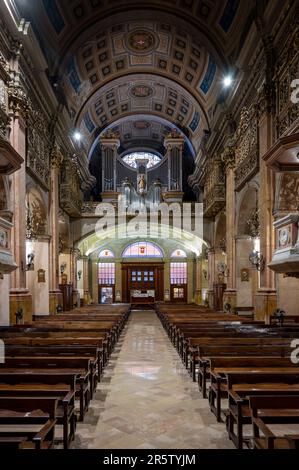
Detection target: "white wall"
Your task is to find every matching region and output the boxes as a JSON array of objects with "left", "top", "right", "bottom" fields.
[{"left": 26, "top": 240, "right": 49, "bottom": 315}]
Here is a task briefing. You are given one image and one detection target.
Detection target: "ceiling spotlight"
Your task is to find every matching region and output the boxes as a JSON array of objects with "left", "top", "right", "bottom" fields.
[
  {"left": 73, "top": 131, "right": 82, "bottom": 142},
  {"left": 223, "top": 75, "right": 233, "bottom": 87}
]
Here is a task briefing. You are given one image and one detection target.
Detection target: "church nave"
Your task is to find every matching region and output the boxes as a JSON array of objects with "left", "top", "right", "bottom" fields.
[{"left": 74, "top": 311, "right": 233, "bottom": 449}]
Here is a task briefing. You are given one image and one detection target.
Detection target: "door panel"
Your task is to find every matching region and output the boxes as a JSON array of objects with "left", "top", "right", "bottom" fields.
[{"left": 122, "top": 263, "right": 164, "bottom": 302}]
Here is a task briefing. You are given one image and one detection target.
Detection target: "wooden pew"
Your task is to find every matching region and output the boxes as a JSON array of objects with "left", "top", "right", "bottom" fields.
[
  {"left": 0, "top": 370, "right": 89, "bottom": 422},
  {"left": 190, "top": 340, "right": 293, "bottom": 383},
  {"left": 0, "top": 397, "right": 57, "bottom": 449},
  {"left": 225, "top": 372, "right": 299, "bottom": 448},
  {"left": 4, "top": 345, "right": 102, "bottom": 378},
  {"left": 1, "top": 356, "right": 97, "bottom": 399},
  {"left": 0, "top": 374, "right": 76, "bottom": 449},
  {"left": 249, "top": 395, "right": 299, "bottom": 449},
  {"left": 201, "top": 356, "right": 297, "bottom": 410}
]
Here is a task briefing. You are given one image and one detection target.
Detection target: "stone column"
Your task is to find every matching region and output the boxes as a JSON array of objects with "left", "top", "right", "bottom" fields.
[
  {"left": 187, "top": 258, "right": 194, "bottom": 303},
  {"left": 70, "top": 248, "right": 81, "bottom": 308},
  {"left": 49, "top": 146, "right": 63, "bottom": 314},
  {"left": 207, "top": 248, "right": 215, "bottom": 308},
  {"left": 194, "top": 256, "right": 202, "bottom": 304},
  {"left": 8, "top": 64, "right": 32, "bottom": 323},
  {"left": 164, "top": 131, "right": 184, "bottom": 202},
  {"left": 222, "top": 147, "right": 237, "bottom": 310},
  {"left": 81, "top": 255, "right": 90, "bottom": 305},
  {"left": 164, "top": 261, "right": 171, "bottom": 302},
  {"left": 91, "top": 260, "right": 98, "bottom": 304},
  {"left": 100, "top": 131, "right": 120, "bottom": 202},
  {"left": 254, "top": 87, "right": 277, "bottom": 322},
  {"left": 115, "top": 260, "right": 122, "bottom": 303}
]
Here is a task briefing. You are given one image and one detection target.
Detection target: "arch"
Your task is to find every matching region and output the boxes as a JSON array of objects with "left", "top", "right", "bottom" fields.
[
  {"left": 98, "top": 249, "right": 115, "bottom": 258},
  {"left": 237, "top": 182, "right": 259, "bottom": 237},
  {"left": 26, "top": 185, "right": 48, "bottom": 237},
  {"left": 88, "top": 113, "right": 196, "bottom": 160},
  {"left": 122, "top": 241, "right": 163, "bottom": 258},
  {"left": 75, "top": 222, "right": 208, "bottom": 257},
  {"left": 170, "top": 249, "right": 187, "bottom": 258}
]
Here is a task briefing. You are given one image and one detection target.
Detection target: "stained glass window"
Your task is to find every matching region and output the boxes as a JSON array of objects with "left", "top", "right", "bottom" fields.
[
  {"left": 170, "top": 249, "right": 187, "bottom": 258},
  {"left": 170, "top": 262, "right": 187, "bottom": 284},
  {"left": 122, "top": 242, "right": 163, "bottom": 258},
  {"left": 122, "top": 152, "right": 161, "bottom": 169},
  {"left": 99, "top": 249, "right": 114, "bottom": 258},
  {"left": 98, "top": 263, "right": 115, "bottom": 285}
]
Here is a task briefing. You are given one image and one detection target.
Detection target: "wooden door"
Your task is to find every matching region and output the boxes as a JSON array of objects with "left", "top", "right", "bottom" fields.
[
  {"left": 122, "top": 263, "right": 164, "bottom": 302},
  {"left": 170, "top": 285, "right": 187, "bottom": 302}
]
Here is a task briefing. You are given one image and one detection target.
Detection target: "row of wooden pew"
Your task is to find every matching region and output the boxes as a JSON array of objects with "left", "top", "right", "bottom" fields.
[
  {"left": 0, "top": 304, "right": 130, "bottom": 449},
  {"left": 156, "top": 303, "right": 299, "bottom": 449}
]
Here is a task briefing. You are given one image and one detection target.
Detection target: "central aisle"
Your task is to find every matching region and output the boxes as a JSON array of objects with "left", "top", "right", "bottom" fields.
[{"left": 74, "top": 311, "right": 233, "bottom": 449}]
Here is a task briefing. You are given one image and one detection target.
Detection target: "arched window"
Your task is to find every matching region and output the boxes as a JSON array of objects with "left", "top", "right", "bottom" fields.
[
  {"left": 98, "top": 249, "right": 114, "bottom": 258},
  {"left": 122, "top": 151, "right": 162, "bottom": 169},
  {"left": 122, "top": 241, "right": 163, "bottom": 258},
  {"left": 170, "top": 249, "right": 187, "bottom": 258}
]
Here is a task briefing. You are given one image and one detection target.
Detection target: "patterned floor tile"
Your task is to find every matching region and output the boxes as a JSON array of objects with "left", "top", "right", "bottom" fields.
[{"left": 73, "top": 311, "right": 234, "bottom": 449}]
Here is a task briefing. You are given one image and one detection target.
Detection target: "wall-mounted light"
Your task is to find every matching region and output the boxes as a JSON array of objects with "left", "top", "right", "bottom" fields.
[
  {"left": 249, "top": 250, "right": 265, "bottom": 271},
  {"left": 26, "top": 252, "right": 35, "bottom": 271},
  {"left": 60, "top": 262, "right": 67, "bottom": 275},
  {"left": 77, "top": 270, "right": 82, "bottom": 280}
]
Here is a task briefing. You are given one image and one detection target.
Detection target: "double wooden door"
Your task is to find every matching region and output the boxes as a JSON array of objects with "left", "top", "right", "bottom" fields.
[{"left": 122, "top": 263, "right": 164, "bottom": 302}]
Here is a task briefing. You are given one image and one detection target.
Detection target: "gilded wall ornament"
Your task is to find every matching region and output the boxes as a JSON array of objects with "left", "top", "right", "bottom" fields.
[
  {"left": 130, "top": 84, "right": 154, "bottom": 98},
  {"left": 126, "top": 30, "right": 158, "bottom": 54}
]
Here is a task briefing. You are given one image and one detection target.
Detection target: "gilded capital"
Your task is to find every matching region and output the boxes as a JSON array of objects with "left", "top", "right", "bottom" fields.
[
  {"left": 8, "top": 84, "right": 31, "bottom": 118},
  {"left": 221, "top": 147, "right": 235, "bottom": 170},
  {"left": 51, "top": 144, "right": 64, "bottom": 168}
]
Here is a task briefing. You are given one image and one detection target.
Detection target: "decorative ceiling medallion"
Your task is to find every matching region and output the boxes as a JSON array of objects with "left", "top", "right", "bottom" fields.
[
  {"left": 130, "top": 84, "right": 154, "bottom": 98},
  {"left": 133, "top": 121, "right": 151, "bottom": 130},
  {"left": 126, "top": 29, "right": 158, "bottom": 54}
]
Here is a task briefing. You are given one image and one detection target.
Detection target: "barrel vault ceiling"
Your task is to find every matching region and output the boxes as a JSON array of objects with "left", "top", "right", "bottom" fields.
[{"left": 15, "top": 0, "right": 255, "bottom": 153}]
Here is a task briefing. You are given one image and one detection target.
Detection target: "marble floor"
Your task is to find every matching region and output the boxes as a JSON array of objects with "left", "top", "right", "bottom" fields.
[{"left": 73, "top": 310, "right": 234, "bottom": 449}]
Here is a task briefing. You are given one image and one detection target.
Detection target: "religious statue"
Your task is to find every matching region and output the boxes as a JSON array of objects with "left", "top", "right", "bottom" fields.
[{"left": 138, "top": 174, "right": 146, "bottom": 193}]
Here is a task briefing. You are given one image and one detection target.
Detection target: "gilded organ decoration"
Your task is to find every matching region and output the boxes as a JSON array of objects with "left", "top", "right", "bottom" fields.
[
  {"left": 60, "top": 158, "right": 83, "bottom": 217},
  {"left": 234, "top": 106, "right": 259, "bottom": 191},
  {"left": 203, "top": 157, "right": 225, "bottom": 218},
  {"left": 26, "top": 108, "right": 51, "bottom": 189},
  {"left": 26, "top": 193, "right": 47, "bottom": 240},
  {"left": 276, "top": 23, "right": 299, "bottom": 137},
  {"left": 0, "top": 52, "right": 10, "bottom": 140}
]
